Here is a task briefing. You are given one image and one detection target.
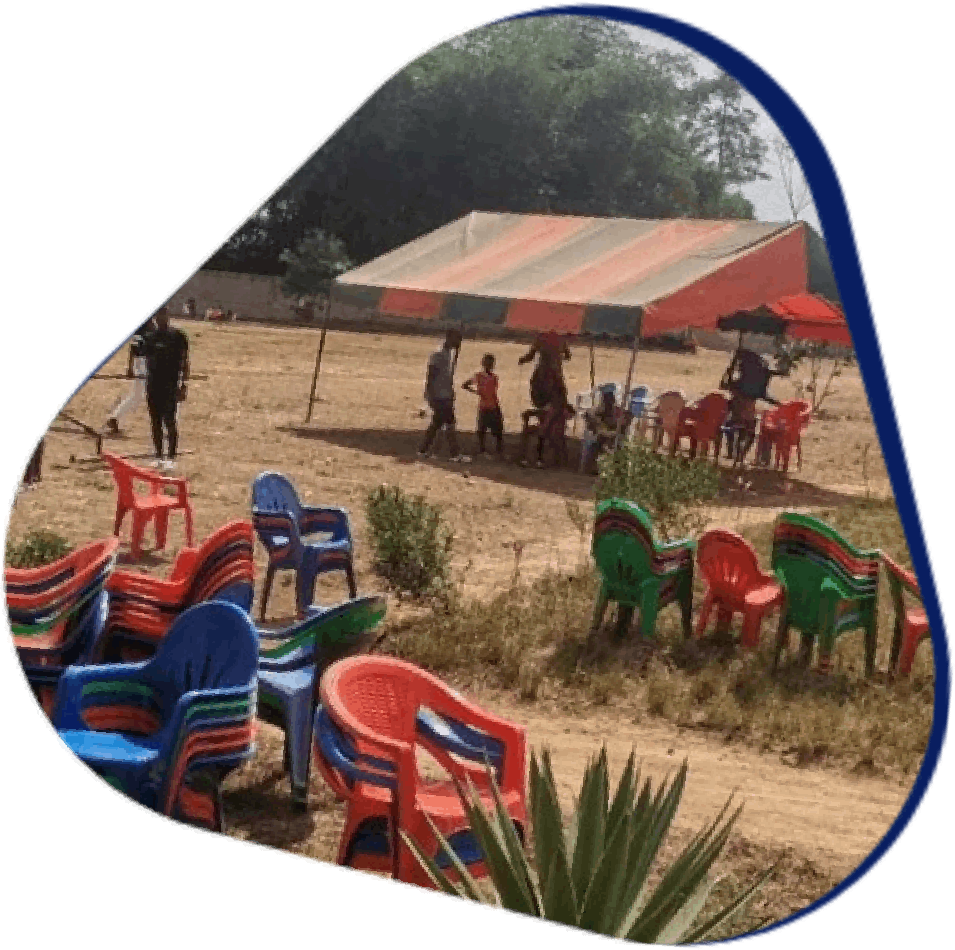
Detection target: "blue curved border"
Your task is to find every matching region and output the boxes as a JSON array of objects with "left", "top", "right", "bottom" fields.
[
  {"left": 52, "top": 2, "right": 953, "bottom": 946},
  {"left": 505, "top": 3, "right": 949, "bottom": 941}
]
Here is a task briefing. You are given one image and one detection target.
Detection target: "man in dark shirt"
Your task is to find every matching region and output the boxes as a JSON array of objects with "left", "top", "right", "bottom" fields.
[{"left": 141, "top": 306, "right": 190, "bottom": 469}]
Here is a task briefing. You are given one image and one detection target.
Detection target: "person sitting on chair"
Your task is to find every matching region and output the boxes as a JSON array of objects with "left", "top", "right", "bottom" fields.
[
  {"left": 720, "top": 342, "right": 787, "bottom": 464},
  {"left": 581, "top": 388, "right": 629, "bottom": 473}
]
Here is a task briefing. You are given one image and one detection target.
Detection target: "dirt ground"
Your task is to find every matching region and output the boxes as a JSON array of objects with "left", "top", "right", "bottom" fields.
[{"left": 7, "top": 319, "right": 907, "bottom": 933}]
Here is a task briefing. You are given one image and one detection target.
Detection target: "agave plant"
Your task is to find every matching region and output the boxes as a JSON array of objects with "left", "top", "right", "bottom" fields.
[{"left": 401, "top": 747, "right": 774, "bottom": 944}]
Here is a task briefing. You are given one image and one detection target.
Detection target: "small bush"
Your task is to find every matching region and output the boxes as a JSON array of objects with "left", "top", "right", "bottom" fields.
[
  {"left": 5, "top": 529, "right": 72, "bottom": 568},
  {"left": 595, "top": 442, "right": 721, "bottom": 540},
  {"left": 364, "top": 485, "right": 454, "bottom": 597}
]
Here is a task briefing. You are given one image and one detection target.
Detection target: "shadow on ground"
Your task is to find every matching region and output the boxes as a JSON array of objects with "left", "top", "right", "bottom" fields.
[{"left": 279, "top": 425, "right": 865, "bottom": 510}]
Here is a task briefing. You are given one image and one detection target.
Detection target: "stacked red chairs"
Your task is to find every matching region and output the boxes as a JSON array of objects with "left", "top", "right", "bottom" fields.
[
  {"left": 102, "top": 452, "right": 195, "bottom": 559},
  {"left": 7, "top": 537, "right": 119, "bottom": 715},
  {"left": 314, "top": 656, "right": 527, "bottom": 888},
  {"left": 756, "top": 400, "right": 812, "bottom": 473},
  {"left": 672, "top": 392, "right": 729, "bottom": 461},
  {"left": 882, "top": 553, "right": 931, "bottom": 678},
  {"left": 694, "top": 529, "right": 785, "bottom": 648},
  {"left": 99, "top": 520, "right": 254, "bottom": 661}
]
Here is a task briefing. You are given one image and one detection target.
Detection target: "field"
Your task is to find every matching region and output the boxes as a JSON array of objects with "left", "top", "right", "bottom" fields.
[{"left": 6, "top": 319, "right": 934, "bottom": 939}]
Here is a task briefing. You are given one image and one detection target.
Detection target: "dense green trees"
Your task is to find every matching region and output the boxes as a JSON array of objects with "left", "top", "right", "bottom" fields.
[{"left": 206, "top": 16, "right": 770, "bottom": 275}]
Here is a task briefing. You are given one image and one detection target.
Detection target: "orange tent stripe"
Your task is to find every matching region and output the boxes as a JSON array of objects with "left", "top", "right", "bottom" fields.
[
  {"left": 378, "top": 288, "right": 444, "bottom": 320},
  {"left": 506, "top": 299, "right": 585, "bottom": 333}
]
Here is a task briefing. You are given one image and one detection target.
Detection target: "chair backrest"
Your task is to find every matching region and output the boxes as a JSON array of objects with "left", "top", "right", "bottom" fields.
[
  {"left": 771, "top": 513, "right": 879, "bottom": 622},
  {"left": 654, "top": 391, "right": 685, "bottom": 434},
  {"left": 592, "top": 499, "right": 692, "bottom": 585},
  {"left": 184, "top": 521, "right": 255, "bottom": 608},
  {"left": 148, "top": 601, "right": 258, "bottom": 711},
  {"left": 628, "top": 386, "right": 651, "bottom": 417},
  {"left": 102, "top": 453, "right": 153, "bottom": 508},
  {"left": 882, "top": 552, "right": 922, "bottom": 612},
  {"left": 251, "top": 472, "right": 302, "bottom": 522},
  {"left": 697, "top": 529, "right": 764, "bottom": 597}
]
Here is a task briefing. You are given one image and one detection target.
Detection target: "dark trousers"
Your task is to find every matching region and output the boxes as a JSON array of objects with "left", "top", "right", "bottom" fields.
[
  {"left": 420, "top": 399, "right": 460, "bottom": 456},
  {"left": 147, "top": 387, "right": 179, "bottom": 459},
  {"left": 477, "top": 406, "right": 504, "bottom": 453}
]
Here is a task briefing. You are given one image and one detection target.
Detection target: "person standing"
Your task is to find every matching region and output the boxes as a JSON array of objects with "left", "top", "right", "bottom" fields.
[
  {"left": 141, "top": 306, "right": 190, "bottom": 469},
  {"left": 104, "top": 315, "right": 155, "bottom": 434},
  {"left": 418, "top": 328, "right": 470, "bottom": 463},
  {"left": 462, "top": 353, "right": 505, "bottom": 457}
]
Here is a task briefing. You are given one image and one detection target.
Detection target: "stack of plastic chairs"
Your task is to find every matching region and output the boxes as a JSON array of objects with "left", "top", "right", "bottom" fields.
[
  {"left": 314, "top": 656, "right": 527, "bottom": 887},
  {"left": 100, "top": 520, "right": 254, "bottom": 661},
  {"left": 756, "top": 400, "right": 812, "bottom": 472},
  {"left": 672, "top": 392, "right": 729, "bottom": 461},
  {"left": 252, "top": 472, "right": 356, "bottom": 620},
  {"left": 590, "top": 499, "right": 695, "bottom": 639},
  {"left": 53, "top": 600, "right": 258, "bottom": 831},
  {"left": 771, "top": 513, "right": 881, "bottom": 675},
  {"left": 7, "top": 537, "right": 119, "bottom": 716},
  {"left": 257, "top": 594, "right": 387, "bottom": 808},
  {"left": 650, "top": 391, "right": 686, "bottom": 453}
]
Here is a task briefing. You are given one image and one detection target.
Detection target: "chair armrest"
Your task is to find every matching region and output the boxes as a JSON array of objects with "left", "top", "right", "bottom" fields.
[
  {"left": 52, "top": 661, "right": 152, "bottom": 730},
  {"left": 882, "top": 552, "right": 921, "bottom": 599},
  {"left": 108, "top": 570, "right": 186, "bottom": 605},
  {"left": 252, "top": 508, "right": 302, "bottom": 551},
  {"left": 300, "top": 506, "right": 352, "bottom": 542},
  {"left": 158, "top": 683, "right": 256, "bottom": 759},
  {"left": 314, "top": 704, "right": 407, "bottom": 792}
]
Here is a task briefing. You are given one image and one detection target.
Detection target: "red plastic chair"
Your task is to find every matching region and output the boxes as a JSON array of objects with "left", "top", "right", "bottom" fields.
[
  {"left": 882, "top": 553, "right": 931, "bottom": 677},
  {"left": 672, "top": 393, "right": 729, "bottom": 462},
  {"left": 103, "top": 452, "right": 195, "bottom": 559},
  {"left": 757, "top": 400, "right": 811, "bottom": 473},
  {"left": 314, "top": 656, "right": 527, "bottom": 888},
  {"left": 650, "top": 391, "right": 685, "bottom": 453},
  {"left": 695, "top": 529, "right": 785, "bottom": 648}
]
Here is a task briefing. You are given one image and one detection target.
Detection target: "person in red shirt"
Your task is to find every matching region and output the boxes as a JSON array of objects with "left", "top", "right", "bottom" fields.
[{"left": 462, "top": 353, "right": 504, "bottom": 457}]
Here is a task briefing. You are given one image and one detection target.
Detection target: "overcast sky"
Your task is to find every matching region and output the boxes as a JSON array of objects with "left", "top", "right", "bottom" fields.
[{"left": 626, "top": 25, "right": 820, "bottom": 230}]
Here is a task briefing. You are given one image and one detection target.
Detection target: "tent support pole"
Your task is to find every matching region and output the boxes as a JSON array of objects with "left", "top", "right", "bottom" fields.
[
  {"left": 305, "top": 297, "right": 332, "bottom": 424},
  {"left": 617, "top": 309, "right": 644, "bottom": 446},
  {"left": 589, "top": 343, "right": 595, "bottom": 391}
]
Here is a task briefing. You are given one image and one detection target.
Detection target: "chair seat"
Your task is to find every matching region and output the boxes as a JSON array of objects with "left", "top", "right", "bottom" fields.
[
  {"left": 258, "top": 667, "right": 314, "bottom": 701},
  {"left": 357, "top": 775, "right": 522, "bottom": 820},
  {"left": 59, "top": 729, "right": 161, "bottom": 767},
  {"left": 906, "top": 607, "right": 929, "bottom": 633},
  {"left": 743, "top": 579, "right": 785, "bottom": 608},
  {"left": 131, "top": 496, "right": 183, "bottom": 511}
]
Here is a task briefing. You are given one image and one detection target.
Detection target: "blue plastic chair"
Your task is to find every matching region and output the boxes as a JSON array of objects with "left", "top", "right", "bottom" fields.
[
  {"left": 256, "top": 594, "right": 387, "bottom": 808},
  {"left": 53, "top": 600, "right": 258, "bottom": 831},
  {"left": 627, "top": 385, "right": 652, "bottom": 437},
  {"left": 251, "top": 472, "right": 357, "bottom": 621}
]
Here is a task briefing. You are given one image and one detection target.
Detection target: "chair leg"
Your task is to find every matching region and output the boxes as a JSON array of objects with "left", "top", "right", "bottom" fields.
[
  {"left": 694, "top": 592, "right": 717, "bottom": 640},
  {"left": 296, "top": 567, "right": 318, "bottom": 618},
  {"left": 799, "top": 633, "right": 815, "bottom": 669},
  {"left": 739, "top": 608, "right": 766, "bottom": 650},
  {"left": 259, "top": 564, "right": 276, "bottom": 622},
  {"left": 713, "top": 605, "right": 734, "bottom": 640},
  {"left": 898, "top": 625, "right": 930, "bottom": 678},
  {"left": 590, "top": 586, "right": 610, "bottom": 633},
  {"left": 113, "top": 504, "right": 127, "bottom": 538},
  {"left": 130, "top": 511, "right": 148, "bottom": 559},
  {"left": 154, "top": 509, "right": 170, "bottom": 551},
  {"left": 345, "top": 561, "right": 358, "bottom": 599},
  {"left": 613, "top": 605, "right": 635, "bottom": 639},
  {"left": 772, "top": 611, "right": 790, "bottom": 673}
]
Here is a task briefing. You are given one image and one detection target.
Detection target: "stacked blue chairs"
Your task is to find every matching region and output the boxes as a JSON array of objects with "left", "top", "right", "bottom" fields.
[
  {"left": 257, "top": 594, "right": 387, "bottom": 808},
  {"left": 7, "top": 537, "right": 119, "bottom": 716},
  {"left": 53, "top": 600, "right": 258, "bottom": 831},
  {"left": 251, "top": 472, "right": 357, "bottom": 621}
]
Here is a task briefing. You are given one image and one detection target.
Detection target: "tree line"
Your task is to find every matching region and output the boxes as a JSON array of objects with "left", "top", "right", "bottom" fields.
[{"left": 205, "top": 16, "right": 773, "bottom": 280}]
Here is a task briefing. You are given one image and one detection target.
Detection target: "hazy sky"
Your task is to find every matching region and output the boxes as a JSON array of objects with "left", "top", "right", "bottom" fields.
[{"left": 626, "top": 25, "right": 820, "bottom": 230}]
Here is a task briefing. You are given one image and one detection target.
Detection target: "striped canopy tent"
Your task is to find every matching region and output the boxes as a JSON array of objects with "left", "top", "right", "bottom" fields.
[{"left": 306, "top": 212, "right": 822, "bottom": 419}]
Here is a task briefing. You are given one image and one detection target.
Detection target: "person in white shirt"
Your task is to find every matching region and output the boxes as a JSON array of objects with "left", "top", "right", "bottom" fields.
[{"left": 104, "top": 316, "right": 154, "bottom": 434}]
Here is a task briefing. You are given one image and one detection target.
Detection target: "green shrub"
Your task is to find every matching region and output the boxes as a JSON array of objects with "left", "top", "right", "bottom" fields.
[
  {"left": 595, "top": 443, "right": 721, "bottom": 540},
  {"left": 403, "top": 748, "right": 773, "bottom": 943},
  {"left": 365, "top": 485, "right": 454, "bottom": 597},
  {"left": 5, "top": 530, "right": 72, "bottom": 568}
]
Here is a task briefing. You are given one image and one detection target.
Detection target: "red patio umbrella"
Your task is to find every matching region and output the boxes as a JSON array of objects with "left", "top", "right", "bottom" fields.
[{"left": 768, "top": 293, "right": 851, "bottom": 347}]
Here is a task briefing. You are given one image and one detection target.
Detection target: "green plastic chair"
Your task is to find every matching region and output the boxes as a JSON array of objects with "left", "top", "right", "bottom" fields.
[
  {"left": 590, "top": 499, "right": 695, "bottom": 638},
  {"left": 770, "top": 512, "right": 881, "bottom": 676}
]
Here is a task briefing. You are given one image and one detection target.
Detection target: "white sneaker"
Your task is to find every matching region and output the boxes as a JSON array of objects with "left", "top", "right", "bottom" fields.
[
  {"left": 151, "top": 458, "right": 164, "bottom": 468},
  {"left": 163, "top": 459, "right": 177, "bottom": 471},
  {"left": 450, "top": 455, "right": 471, "bottom": 464}
]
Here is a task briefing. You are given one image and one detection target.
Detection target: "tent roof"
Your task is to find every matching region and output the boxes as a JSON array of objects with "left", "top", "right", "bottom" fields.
[{"left": 337, "top": 212, "right": 792, "bottom": 307}]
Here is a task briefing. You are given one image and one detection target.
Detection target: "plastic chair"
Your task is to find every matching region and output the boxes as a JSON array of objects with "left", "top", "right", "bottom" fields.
[
  {"left": 101, "top": 520, "right": 254, "bottom": 660},
  {"left": 251, "top": 472, "right": 356, "bottom": 621},
  {"left": 257, "top": 594, "right": 387, "bottom": 808},
  {"left": 650, "top": 391, "right": 685, "bottom": 453},
  {"left": 579, "top": 384, "right": 625, "bottom": 474},
  {"left": 53, "top": 601, "right": 258, "bottom": 831},
  {"left": 672, "top": 392, "right": 729, "bottom": 462},
  {"left": 590, "top": 499, "right": 695, "bottom": 639},
  {"left": 695, "top": 529, "right": 785, "bottom": 648},
  {"left": 102, "top": 452, "right": 195, "bottom": 560},
  {"left": 627, "top": 385, "right": 653, "bottom": 440},
  {"left": 771, "top": 513, "right": 881, "bottom": 675},
  {"left": 882, "top": 553, "right": 931, "bottom": 678},
  {"left": 7, "top": 538, "right": 119, "bottom": 715},
  {"left": 313, "top": 655, "right": 527, "bottom": 888},
  {"left": 756, "top": 401, "right": 812, "bottom": 473}
]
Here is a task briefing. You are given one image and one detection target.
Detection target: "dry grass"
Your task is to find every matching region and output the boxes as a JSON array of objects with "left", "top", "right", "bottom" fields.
[{"left": 4, "top": 319, "right": 924, "bottom": 937}]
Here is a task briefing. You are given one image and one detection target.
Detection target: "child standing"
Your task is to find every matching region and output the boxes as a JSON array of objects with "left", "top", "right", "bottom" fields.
[{"left": 463, "top": 353, "right": 504, "bottom": 457}]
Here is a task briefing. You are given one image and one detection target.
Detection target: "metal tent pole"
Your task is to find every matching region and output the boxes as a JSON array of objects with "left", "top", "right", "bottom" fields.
[
  {"left": 305, "top": 296, "right": 332, "bottom": 424},
  {"left": 617, "top": 308, "right": 644, "bottom": 446}
]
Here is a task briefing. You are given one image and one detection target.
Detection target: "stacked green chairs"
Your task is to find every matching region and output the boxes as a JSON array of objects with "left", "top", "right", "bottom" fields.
[
  {"left": 590, "top": 499, "right": 695, "bottom": 638},
  {"left": 770, "top": 513, "right": 881, "bottom": 675}
]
